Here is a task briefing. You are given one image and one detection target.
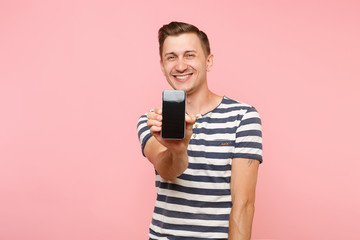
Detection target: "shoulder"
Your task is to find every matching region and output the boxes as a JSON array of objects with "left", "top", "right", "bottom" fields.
[
  {"left": 137, "top": 112, "right": 149, "bottom": 131},
  {"left": 218, "top": 96, "right": 260, "bottom": 118},
  {"left": 221, "top": 96, "right": 255, "bottom": 108},
  {"left": 137, "top": 112, "right": 148, "bottom": 125},
  {"left": 137, "top": 111, "right": 151, "bottom": 139},
  {"left": 136, "top": 111, "right": 153, "bottom": 156},
  {"left": 137, "top": 108, "right": 155, "bottom": 128}
]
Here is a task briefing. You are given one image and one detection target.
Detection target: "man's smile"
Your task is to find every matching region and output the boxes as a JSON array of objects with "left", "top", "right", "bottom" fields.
[{"left": 173, "top": 73, "right": 192, "bottom": 81}]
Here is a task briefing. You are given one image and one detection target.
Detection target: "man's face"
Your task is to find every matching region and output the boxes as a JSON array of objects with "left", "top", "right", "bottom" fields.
[{"left": 160, "top": 33, "right": 213, "bottom": 94}]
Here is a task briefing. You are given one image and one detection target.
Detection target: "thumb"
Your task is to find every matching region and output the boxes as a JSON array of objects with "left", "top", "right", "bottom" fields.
[{"left": 186, "top": 114, "right": 196, "bottom": 125}]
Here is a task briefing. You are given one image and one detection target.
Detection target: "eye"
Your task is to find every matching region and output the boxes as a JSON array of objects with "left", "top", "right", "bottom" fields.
[
  {"left": 186, "top": 53, "right": 195, "bottom": 58},
  {"left": 167, "top": 55, "right": 175, "bottom": 60}
]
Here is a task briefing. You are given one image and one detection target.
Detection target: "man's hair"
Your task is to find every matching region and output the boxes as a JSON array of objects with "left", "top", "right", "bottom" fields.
[{"left": 158, "top": 21, "right": 211, "bottom": 58}]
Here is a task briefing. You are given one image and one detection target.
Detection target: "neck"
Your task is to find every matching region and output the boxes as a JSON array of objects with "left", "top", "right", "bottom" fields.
[{"left": 186, "top": 88, "right": 222, "bottom": 116}]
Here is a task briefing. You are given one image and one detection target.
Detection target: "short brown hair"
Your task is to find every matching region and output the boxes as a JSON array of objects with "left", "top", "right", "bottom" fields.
[{"left": 158, "top": 21, "right": 211, "bottom": 58}]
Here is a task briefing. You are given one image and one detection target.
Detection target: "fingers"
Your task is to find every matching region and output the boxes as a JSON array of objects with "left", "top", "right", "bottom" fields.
[
  {"left": 147, "top": 119, "right": 161, "bottom": 128},
  {"left": 147, "top": 107, "right": 162, "bottom": 134},
  {"left": 147, "top": 107, "right": 162, "bottom": 121},
  {"left": 150, "top": 125, "right": 162, "bottom": 134},
  {"left": 153, "top": 107, "right": 162, "bottom": 115}
]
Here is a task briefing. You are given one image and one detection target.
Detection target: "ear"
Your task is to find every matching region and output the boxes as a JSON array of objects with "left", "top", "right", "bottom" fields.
[
  {"left": 160, "top": 59, "right": 165, "bottom": 75},
  {"left": 206, "top": 54, "right": 214, "bottom": 72}
]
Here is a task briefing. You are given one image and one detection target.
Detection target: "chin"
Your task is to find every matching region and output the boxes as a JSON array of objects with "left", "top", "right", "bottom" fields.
[{"left": 174, "top": 85, "right": 191, "bottom": 93}]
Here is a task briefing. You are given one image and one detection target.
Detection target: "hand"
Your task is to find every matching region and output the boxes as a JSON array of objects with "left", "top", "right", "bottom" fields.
[{"left": 147, "top": 107, "right": 196, "bottom": 153}]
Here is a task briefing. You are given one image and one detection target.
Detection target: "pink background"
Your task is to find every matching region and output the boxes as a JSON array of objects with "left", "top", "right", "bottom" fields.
[{"left": 1, "top": 1, "right": 359, "bottom": 239}]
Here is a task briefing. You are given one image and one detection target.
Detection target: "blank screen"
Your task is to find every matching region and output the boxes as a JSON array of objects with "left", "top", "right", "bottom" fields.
[{"left": 162, "top": 91, "right": 185, "bottom": 139}]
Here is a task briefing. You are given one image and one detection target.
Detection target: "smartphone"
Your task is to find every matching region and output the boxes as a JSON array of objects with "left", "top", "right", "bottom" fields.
[{"left": 161, "top": 90, "right": 186, "bottom": 139}]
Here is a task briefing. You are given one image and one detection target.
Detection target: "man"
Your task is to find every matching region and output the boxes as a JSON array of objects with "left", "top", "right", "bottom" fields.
[{"left": 137, "top": 21, "right": 263, "bottom": 240}]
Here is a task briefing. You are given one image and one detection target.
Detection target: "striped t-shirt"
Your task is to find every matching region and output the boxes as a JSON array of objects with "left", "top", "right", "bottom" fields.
[{"left": 137, "top": 96, "right": 263, "bottom": 240}]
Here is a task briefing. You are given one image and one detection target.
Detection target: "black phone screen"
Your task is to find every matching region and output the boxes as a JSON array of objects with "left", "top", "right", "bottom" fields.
[{"left": 161, "top": 90, "right": 186, "bottom": 139}]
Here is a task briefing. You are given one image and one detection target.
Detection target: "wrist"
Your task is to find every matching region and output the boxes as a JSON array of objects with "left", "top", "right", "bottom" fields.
[
  {"left": 165, "top": 141, "right": 188, "bottom": 155},
  {"left": 169, "top": 149, "right": 188, "bottom": 176}
]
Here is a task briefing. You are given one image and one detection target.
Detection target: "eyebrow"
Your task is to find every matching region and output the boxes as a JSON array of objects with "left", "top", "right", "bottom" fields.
[
  {"left": 164, "top": 50, "right": 197, "bottom": 57},
  {"left": 185, "top": 50, "right": 197, "bottom": 54}
]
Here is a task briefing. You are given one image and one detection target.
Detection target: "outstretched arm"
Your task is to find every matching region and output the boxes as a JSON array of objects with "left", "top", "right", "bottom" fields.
[{"left": 144, "top": 107, "right": 195, "bottom": 181}]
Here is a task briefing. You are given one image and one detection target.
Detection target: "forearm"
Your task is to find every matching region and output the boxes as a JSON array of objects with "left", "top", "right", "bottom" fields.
[
  {"left": 154, "top": 149, "right": 188, "bottom": 181},
  {"left": 228, "top": 202, "right": 255, "bottom": 240}
]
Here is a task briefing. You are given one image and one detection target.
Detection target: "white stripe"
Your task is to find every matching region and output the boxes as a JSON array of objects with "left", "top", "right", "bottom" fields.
[
  {"left": 156, "top": 186, "right": 232, "bottom": 203},
  {"left": 236, "top": 136, "right": 262, "bottom": 143},
  {"left": 156, "top": 175, "right": 230, "bottom": 192},
  {"left": 172, "top": 177, "right": 229, "bottom": 189},
  {"left": 148, "top": 230, "right": 169, "bottom": 240},
  {"left": 139, "top": 129, "right": 151, "bottom": 143},
  {"left": 150, "top": 223, "right": 229, "bottom": 239},
  {"left": 194, "top": 133, "right": 235, "bottom": 140},
  {"left": 241, "top": 110, "right": 260, "bottom": 119},
  {"left": 237, "top": 123, "right": 262, "bottom": 131},
  {"left": 152, "top": 212, "right": 229, "bottom": 228},
  {"left": 137, "top": 121, "right": 147, "bottom": 130},
  {"left": 154, "top": 200, "right": 231, "bottom": 215},
  {"left": 183, "top": 167, "right": 232, "bottom": 177},
  {"left": 220, "top": 100, "right": 251, "bottom": 108},
  {"left": 137, "top": 116, "right": 148, "bottom": 125},
  {"left": 203, "top": 110, "right": 247, "bottom": 119},
  {"left": 187, "top": 156, "right": 231, "bottom": 165},
  {"left": 195, "top": 121, "right": 238, "bottom": 129},
  {"left": 234, "top": 147, "right": 263, "bottom": 155},
  {"left": 189, "top": 145, "right": 234, "bottom": 153}
]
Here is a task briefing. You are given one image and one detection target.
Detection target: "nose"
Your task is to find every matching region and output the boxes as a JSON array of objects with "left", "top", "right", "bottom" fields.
[{"left": 175, "top": 58, "right": 187, "bottom": 72}]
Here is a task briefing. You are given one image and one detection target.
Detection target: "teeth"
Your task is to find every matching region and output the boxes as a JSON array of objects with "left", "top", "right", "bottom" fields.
[{"left": 175, "top": 75, "right": 190, "bottom": 79}]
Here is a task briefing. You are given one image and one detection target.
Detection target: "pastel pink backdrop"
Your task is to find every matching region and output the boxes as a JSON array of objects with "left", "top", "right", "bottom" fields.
[{"left": 1, "top": 1, "right": 359, "bottom": 239}]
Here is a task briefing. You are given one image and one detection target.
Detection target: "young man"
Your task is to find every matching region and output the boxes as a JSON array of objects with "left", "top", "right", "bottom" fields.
[{"left": 137, "top": 22, "right": 263, "bottom": 240}]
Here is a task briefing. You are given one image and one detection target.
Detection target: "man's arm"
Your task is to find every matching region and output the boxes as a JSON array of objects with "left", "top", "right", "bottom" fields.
[
  {"left": 144, "top": 136, "right": 189, "bottom": 181},
  {"left": 144, "top": 107, "right": 195, "bottom": 181},
  {"left": 228, "top": 158, "right": 260, "bottom": 240}
]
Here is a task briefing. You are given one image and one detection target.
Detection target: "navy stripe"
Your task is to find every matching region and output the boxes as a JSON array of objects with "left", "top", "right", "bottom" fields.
[
  {"left": 221, "top": 98, "right": 238, "bottom": 104},
  {"left": 194, "top": 126, "right": 237, "bottom": 135},
  {"left": 190, "top": 139, "right": 235, "bottom": 147},
  {"left": 240, "top": 117, "right": 261, "bottom": 125},
  {"left": 178, "top": 174, "right": 230, "bottom": 183},
  {"left": 245, "top": 107, "right": 258, "bottom": 113},
  {"left": 137, "top": 118, "right": 147, "bottom": 127},
  {"left": 188, "top": 150, "right": 233, "bottom": 159},
  {"left": 156, "top": 182, "right": 230, "bottom": 196},
  {"left": 141, "top": 133, "right": 152, "bottom": 156},
  {"left": 211, "top": 106, "right": 250, "bottom": 114},
  {"left": 236, "top": 129, "right": 262, "bottom": 137},
  {"left": 152, "top": 219, "right": 228, "bottom": 233},
  {"left": 187, "top": 162, "right": 231, "bottom": 171},
  {"left": 137, "top": 125, "right": 150, "bottom": 139},
  {"left": 157, "top": 194, "right": 232, "bottom": 208},
  {"left": 233, "top": 153, "right": 262, "bottom": 162},
  {"left": 196, "top": 115, "right": 238, "bottom": 124},
  {"left": 149, "top": 229, "right": 227, "bottom": 240},
  {"left": 154, "top": 206, "right": 230, "bottom": 221},
  {"left": 235, "top": 141, "right": 262, "bottom": 149}
]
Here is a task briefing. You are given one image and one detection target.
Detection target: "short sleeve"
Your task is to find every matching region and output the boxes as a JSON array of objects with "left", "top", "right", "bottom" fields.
[
  {"left": 233, "top": 107, "right": 263, "bottom": 163},
  {"left": 137, "top": 113, "right": 153, "bottom": 157}
]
